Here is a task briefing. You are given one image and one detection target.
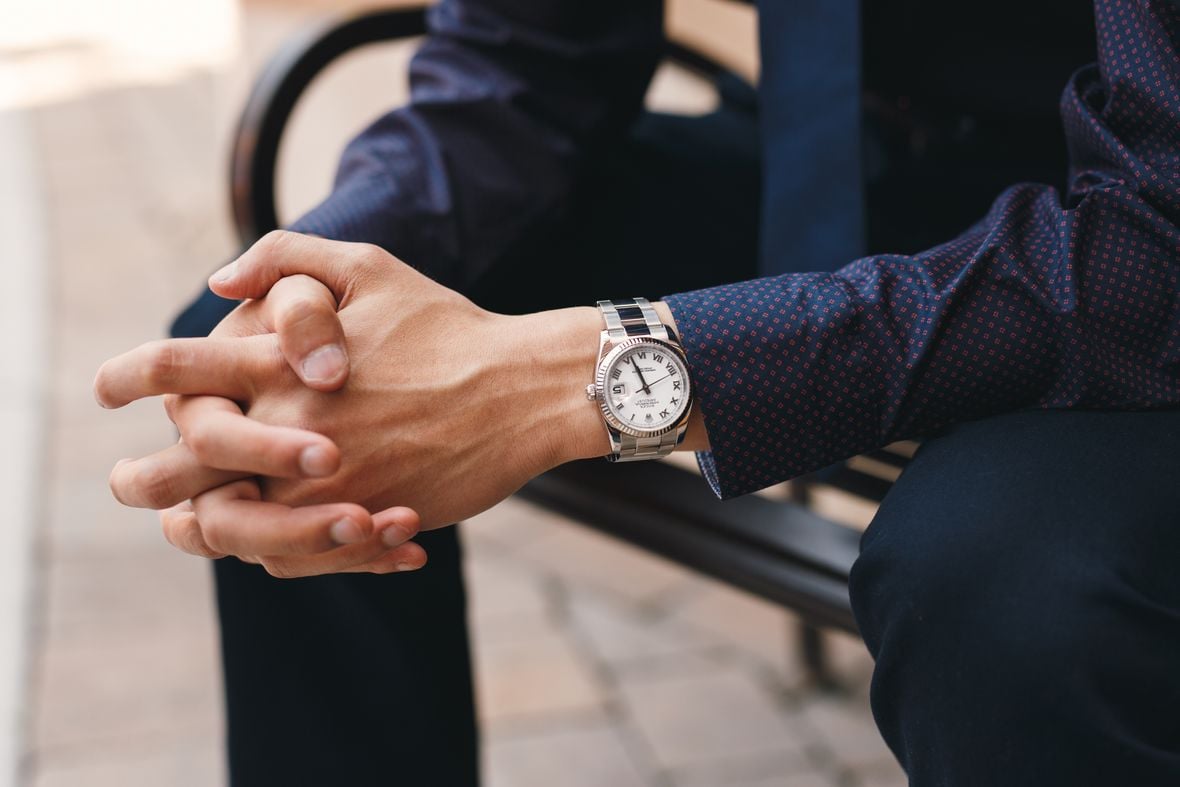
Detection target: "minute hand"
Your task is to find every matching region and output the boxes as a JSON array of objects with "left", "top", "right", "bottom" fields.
[
  {"left": 617, "top": 374, "right": 673, "bottom": 409},
  {"left": 638, "top": 373, "right": 672, "bottom": 390}
]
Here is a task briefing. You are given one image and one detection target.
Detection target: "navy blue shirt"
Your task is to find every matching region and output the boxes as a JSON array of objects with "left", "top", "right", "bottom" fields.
[{"left": 292, "top": 0, "right": 1180, "bottom": 499}]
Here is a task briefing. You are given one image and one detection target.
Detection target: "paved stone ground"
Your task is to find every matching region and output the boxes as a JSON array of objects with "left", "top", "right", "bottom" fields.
[{"left": 16, "top": 1, "right": 907, "bottom": 785}]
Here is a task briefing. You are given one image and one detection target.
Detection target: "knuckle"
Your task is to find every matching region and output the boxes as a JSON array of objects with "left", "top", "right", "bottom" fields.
[
  {"left": 142, "top": 341, "right": 180, "bottom": 389},
  {"left": 354, "top": 243, "right": 387, "bottom": 271},
  {"left": 200, "top": 519, "right": 230, "bottom": 554},
  {"left": 256, "top": 229, "right": 291, "bottom": 260},
  {"left": 277, "top": 294, "right": 329, "bottom": 334},
  {"left": 164, "top": 516, "right": 216, "bottom": 558},
  {"left": 129, "top": 462, "right": 177, "bottom": 508},
  {"left": 190, "top": 540, "right": 221, "bottom": 559},
  {"left": 159, "top": 518, "right": 185, "bottom": 552},
  {"left": 183, "top": 422, "right": 215, "bottom": 461}
]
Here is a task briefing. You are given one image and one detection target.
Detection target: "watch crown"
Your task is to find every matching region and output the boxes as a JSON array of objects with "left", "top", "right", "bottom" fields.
[{"left": 585, "top": 383, "right": 597, "bottom": 401}]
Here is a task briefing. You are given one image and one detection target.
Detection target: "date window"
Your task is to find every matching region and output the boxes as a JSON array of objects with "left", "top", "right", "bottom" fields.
[{"left": 611, "top": 383, "right": 627, "bottom": 397}]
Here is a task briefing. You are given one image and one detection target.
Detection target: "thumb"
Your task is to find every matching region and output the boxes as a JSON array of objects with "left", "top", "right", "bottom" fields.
[{"left": 209, "top": 230, "right": 366, "bottom": 302}]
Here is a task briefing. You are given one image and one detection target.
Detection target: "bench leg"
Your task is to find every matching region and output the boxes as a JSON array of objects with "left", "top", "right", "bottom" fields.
[
  {"left": 786, "top": 475, "right": 840, "bottom": 689},
  {"left": 797, "top": 620, "right": 838, "bottom": 689}
]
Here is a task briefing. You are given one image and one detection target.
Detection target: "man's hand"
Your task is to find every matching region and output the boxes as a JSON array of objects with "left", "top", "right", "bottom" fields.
[
  {"left": 207, "top": 231, "right": 610, "bottom": 525},
  {"left": 98, "top": 231, "right": 611, "bottom": 561},
  {"left": 96, "top": 266, "right": 426, "bottom": 578}
]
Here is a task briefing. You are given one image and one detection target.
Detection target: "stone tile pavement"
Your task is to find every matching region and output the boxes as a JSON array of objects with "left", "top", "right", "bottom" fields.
[
  {"left": 9, "top": 1, "right": 907, "bottom": 785},
  {"left": 464, "top": 500, "right": 903, "bottom": 787}
]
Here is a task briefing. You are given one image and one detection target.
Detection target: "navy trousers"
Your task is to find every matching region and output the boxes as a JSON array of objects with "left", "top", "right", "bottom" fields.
[
  {"left": 852, "top": 409, "right": 1180, "bottom": 785},
  {"left": 176, "top": 85, "right": 1180, "bottom": 785}
]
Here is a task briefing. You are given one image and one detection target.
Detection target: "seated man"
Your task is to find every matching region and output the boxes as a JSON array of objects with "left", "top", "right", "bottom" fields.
[{"left": 96, "top": 0, "right": 1180, "bottom": 785}]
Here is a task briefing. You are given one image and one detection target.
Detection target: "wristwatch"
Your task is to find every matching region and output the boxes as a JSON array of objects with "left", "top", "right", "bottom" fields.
[{"left": 585, "top": 298, "right": 694, "bottom": 462}]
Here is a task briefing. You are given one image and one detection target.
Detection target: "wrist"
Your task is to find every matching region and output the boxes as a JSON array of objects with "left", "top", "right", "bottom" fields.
[
  {"left": 501, "top": 300, "right": 708, "bottom": 472},
  {"left": 503, "top": 306, "right": 611, "bottom": 469}
]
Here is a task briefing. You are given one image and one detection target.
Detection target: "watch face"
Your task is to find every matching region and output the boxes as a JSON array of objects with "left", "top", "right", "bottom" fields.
[{"left": 601, "top": 340, "right": 691, "bottom": 434}]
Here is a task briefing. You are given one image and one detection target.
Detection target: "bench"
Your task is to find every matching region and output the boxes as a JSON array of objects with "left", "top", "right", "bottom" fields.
[{"left": 227, "top": 4, "right": 913, "bottom": 678}]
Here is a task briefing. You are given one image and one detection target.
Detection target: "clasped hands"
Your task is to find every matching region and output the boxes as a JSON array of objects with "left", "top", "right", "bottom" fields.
[{"left": 95, "top": 231, "right": 608, "bottom": 577}]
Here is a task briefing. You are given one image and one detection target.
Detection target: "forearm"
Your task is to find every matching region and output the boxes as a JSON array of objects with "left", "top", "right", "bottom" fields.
[
  {"left": 663, "top": 180, "right": 1180, "bottom": 498},
  {"left": 291, "top": 0, "right": 662, "bottom": 288}
]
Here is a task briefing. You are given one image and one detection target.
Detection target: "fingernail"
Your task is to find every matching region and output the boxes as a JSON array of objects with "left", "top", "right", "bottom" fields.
[
  {"left": 394, "top": 561, "right": 418, "bottom": 572},
  {"left": 381, "top": 526, "right": 409, "bottom": 548},
  {"left": 330, "top": 518, "right": 364, "bottom": 545},
  {"left": 301, "top": 344, "right": 346, "bottom": 383},
  {"left": 211, "top": 261, "right": 236, "bottom": 282},
  {"left": 299, "top": 445, "right": 335, "bottom": 477}
]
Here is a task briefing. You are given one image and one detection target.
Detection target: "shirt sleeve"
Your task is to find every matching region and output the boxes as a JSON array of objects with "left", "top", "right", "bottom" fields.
[
  {"left": 288, "top": 0, "right": 662, "bottom": 289},
  {"left": 664, "top": 0, "right": 1180, "bottom": 499}
]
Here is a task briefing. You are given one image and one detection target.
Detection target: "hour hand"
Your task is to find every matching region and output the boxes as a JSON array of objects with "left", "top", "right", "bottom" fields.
[{"left": 633, "top": 364, "right": 652, "bottom": 394}]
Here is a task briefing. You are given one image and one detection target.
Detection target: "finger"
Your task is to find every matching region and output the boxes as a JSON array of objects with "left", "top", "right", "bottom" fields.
[
  {"left": 373, "top": 506, "right": 422, "bottom": 548},
  {"left": 238, "top": 505, "right": 422, "bottom": 578},
  {"left": 192, "top": 480, "right": 374, "bottom": 557},
  {"left": 159, "top": 501, "right": 224, "bottom": 559},
  {"left": 109, "top": 442, "right": 247, "bottom": 510},
  {"left": 94, "top": 334, "right": 281, "bottom": 408},
  {"left": 340, "top": 541, "right": 429, "bottom": 575},
  {"left": 172, "top": 395, "right": 340, "bottom": 478},
  {"left": 209, "top": 230, "right": 383, "bottom": 303},
  {"left": 337, "top": 507, "right": 426, "bottom": 575},
  {"left": 261, "top": 274, "right": 349, "bottom": 391},
  {"left": 257, "top": 535, "right": 407, "bottom": 579}
]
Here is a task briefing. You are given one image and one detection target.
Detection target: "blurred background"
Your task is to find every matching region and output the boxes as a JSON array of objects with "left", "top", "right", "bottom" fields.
[{"left": 1, "top": 0, "right": 905, "bottom": 785}]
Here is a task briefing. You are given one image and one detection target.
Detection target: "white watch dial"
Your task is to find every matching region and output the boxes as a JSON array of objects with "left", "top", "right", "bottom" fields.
[{"left": 603, "top": 344, "right": 691, "bottom": 431}]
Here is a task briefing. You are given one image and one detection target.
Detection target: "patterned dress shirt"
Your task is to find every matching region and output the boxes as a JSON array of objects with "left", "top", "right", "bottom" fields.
[{"left": 289, "top": 0, "right": 1180, "bottom": 499}]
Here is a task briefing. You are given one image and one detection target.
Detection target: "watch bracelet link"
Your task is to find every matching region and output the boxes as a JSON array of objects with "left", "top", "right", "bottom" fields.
[
  {"left": 606, "top": 430, "right": 682, "bottom": 463},
  {"left": 596, "top": 298, "right": 684, "bottom": 463},
  {"left": 598, "top": 298, "right": 670, "bottom": 343}
]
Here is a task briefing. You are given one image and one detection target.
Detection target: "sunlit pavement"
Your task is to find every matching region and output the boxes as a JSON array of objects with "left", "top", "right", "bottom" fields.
[{"left": 5, "top": 2, "right": 905, "bottom": 785}]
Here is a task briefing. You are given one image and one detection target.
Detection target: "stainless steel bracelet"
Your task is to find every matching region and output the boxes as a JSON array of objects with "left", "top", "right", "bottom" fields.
[
  {"left": 597, "top": 298, "right": 681, "bottom": 462},
  {"left": 617, "top": 430, "right": 683, "bottom": 461},
  {"left": 597, "top": 297, "right": 670, "bottom": 343}
]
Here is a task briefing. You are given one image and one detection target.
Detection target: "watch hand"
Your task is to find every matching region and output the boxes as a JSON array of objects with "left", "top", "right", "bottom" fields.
[
  {"left": 615, "top": 374, "right": 674, "bottom": 410},
  {"left": 632, "top": 363, "right": 652, "bottom": 394}
]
